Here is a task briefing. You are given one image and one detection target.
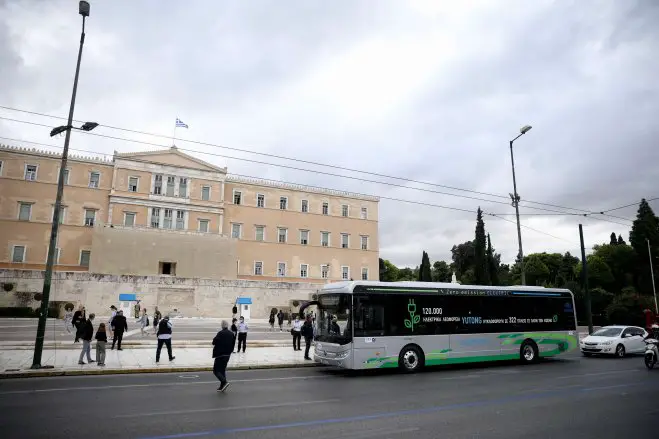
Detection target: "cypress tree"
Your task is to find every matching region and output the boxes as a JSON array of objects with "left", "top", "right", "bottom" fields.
[
  {"left": 474, "top": 208, "right": 488, "bottom": 285},
  {"left": 419, "top": 251, "right": 432, "bottom": 282},
  {"left": 486, "top": 234, "right": 499, "bottom": 286},
  {"left": 610, "top": 232, "right": 618, "bottom": 245},
  {"left": 629, "top": 199, "right": 659, "bottom": 293}
]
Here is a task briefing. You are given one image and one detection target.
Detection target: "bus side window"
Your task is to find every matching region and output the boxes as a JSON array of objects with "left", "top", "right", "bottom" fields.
[{"left": 354, "top": 295, "right": 386, "bottom": 337}]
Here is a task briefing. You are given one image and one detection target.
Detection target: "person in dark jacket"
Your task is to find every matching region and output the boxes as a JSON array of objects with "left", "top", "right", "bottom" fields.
[
  {"left": 95, "top": 323, "right": 108, "bottom": 366},
  {"left": 72, "top": 306, "right": 86, "bottom": 343},
  {"left": 212, "top": 320, "right": 235, "bottom": 392},
  {"left": 156, "top": 316, "right": 175, "bottom": 363},
  {"left": 277, "top": 311, "right": 284, "bottom": 331},
  {"left": 78, "top": 313, "right": 95, "bottom": 365},
  {"left": 111, "top": 310, "right": 128, "bottom": 350},
  {"left": 302, "top": 315, "right": 314, "bottom": 360}
]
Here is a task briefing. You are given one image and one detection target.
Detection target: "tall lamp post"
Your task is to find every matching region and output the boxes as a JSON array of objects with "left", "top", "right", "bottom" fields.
[
  {"left": 648, "top": 239, "right": 658, "bottom": 315},
  {"left": 509, "top": 125, "right": 532, "bottom": 286},
  {"left": 32, "top": 1, "right": 97, "bottom": 369}
]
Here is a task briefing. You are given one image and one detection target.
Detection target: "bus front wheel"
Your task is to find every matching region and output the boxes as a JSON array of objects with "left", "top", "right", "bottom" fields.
[
  {"left": 520, "top": 340, "right": 539, "bottom": 364},
  {"left": 398, "top": 345, "right": 424, "bottom": 373}
]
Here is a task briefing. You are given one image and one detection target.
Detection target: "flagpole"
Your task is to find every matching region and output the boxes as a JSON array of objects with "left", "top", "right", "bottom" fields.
[{"left": 172, "top": 120, "right": 177, "bottom": 147}]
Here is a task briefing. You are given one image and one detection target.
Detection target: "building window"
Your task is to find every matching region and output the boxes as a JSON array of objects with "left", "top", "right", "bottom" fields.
[
  {"left": 159, "top": 261, "right": 176, "bottom": 275},
  {"left": 84, "top": 209, "right": 96, "bottom": 227},
  {"left": 321, "top": 232, "right": 330, "bottom": 247},
  {"left": 46, "top": 247, "right": 61, "bottom": 264},
  {"left": 52, "top": 206, "right": 65, "bottom": 224},
  {"left": 300, "top": 264, "right": 308, "bottom": 278},
  {"left": 124, "top": 212, "right": 136, "bottom": 227},
  {"left": 201, "top": 186, "right": 211, "bottom": 201},
  {"left": 175, "top": 210, "right": 185, "bottom": 229},
  {"left": 163, "top": 209, "right": 173, "bottom": 229},
  {"left": 342, "top": 205, "right": 349, "bottom": 217},
  {"left": 255, "top": 226, "right": 265, "bottom": 241},
  {"left": 254, "top": 261, "right": 263, "bottom": 276},
  {"left": 62, "top": 168, "right": 69, "bottom": 185},
  {"left": 341, "top": 233, "right": 349, "bottom": 249},
  {"left": 361, "top": 207, "right": 368, "bottom": 220},
  {"left": 361, "top": 235, "right": 369, "bottom": 250},
  {"left": 277, "top": 262, "right": 286, "bottom": 277},
  {"left": 321, "top": 265, "right": 329, "bottom": 279},
  {"left": 231, "top": 223, "right": 242, "bottom": 239},
  {"left": 257, "top": 194, "right": 265, "bottom": 208},
  {"left": 25, "top": 164, "right": 37, "bottom": 181},
  {"left": 18, "top": 203, "right": 32, "bottom": 221},
  {"left": 322, "top": 202, "right": 329, "bottom": 215},
  {"left": 0, "top": 160, "right": 3, "bottom": 176},
  {"left": 150, "top": 208, "right": 160, "bottom": 228},
  {"left": 342, "top": 266, "right": 350, "bottom": 280},
  {"left": 301, "top": 200, "right": 308, "bottom": 213},
  {"left": 166, "top": 176, "right": 175, "bottom": 196},
  {"left": 278, "top": 228, "right": 288, "bottom": 243},
  {"left": 300, "top": 230, "right": 309, "bottom": 245},
  {"left": 279, "top": 197, "right": 288, "bottom": 210},
  {"left": 80, "top": 250, "right": 91, "bottom": 267},
  {"left": 233, "top": 190, "right": 242, "bottom": 205},
  {"left": 199, "top": 219, "right": 209, "bottom": 233},
  {"left": 12, "top": 246, "right": 26, "bottom": 263},
  {"left": 89, "top": 172, "right": 100, "bottom": 188},
  {"left": 179, "top": 178, "right": 188, "bottom": 198},
  {"left": 128, "top": 177, "right": 139, "bottom": 192},
  {"left": 361, "top": 268, "right": 369, "bottom": 280},
  {"left": 154, "top": 174, "right": 163, "bottom": 195}
]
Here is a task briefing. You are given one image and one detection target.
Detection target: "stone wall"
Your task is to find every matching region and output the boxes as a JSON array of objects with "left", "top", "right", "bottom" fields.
[{"left": 0, "top": 269, "right": 324, "bottom": 318}]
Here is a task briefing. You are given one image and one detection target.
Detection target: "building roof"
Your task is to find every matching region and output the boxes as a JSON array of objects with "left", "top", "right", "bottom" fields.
[{"left": 0, "top": 144, "right": 113, "bottom": 165}]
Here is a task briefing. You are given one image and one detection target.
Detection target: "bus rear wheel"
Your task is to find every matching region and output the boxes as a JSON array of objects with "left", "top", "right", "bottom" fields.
[
  {"left": 398, "top": 345, "right": 424, "bottom": 373},
  {"left": 520, "top": 340, "right": 539, "bottom": 364}
]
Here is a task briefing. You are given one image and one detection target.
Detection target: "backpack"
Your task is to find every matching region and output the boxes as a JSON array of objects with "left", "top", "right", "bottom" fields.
[{"left": 146, "top": 316, "right": 150, "bottom": 326}]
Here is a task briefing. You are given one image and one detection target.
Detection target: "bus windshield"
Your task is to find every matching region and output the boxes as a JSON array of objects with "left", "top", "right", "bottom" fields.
[{"left": 316, "top": 293, "right": 352, "bottom": 345}]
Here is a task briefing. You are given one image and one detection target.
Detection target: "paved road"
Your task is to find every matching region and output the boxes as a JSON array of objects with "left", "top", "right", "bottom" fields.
[
  {"left": 0, "top": 352, "right": 657, "bottom": 438},
  {"left": 0, "top": 319, "right": 291, "bottom": 342}
]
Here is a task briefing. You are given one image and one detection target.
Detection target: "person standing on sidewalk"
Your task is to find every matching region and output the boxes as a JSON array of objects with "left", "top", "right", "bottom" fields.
[
  {"left": 95, "top": 323, "right": 107, "bottom": 366},
  {"left": 277, "top": 310, "right": 284, "bottom": 331},
  {"left": 236, "top": 316, "right": 248, "bottom": 353},
  {"left": 212, "top": 320, "right": 235, "bottom": 392},
  {"left": 302, "top": 315, "right": 314, "bottom": 360},
  {"left": 291, "top": 315, "right": 302, "bottom": 351},
  {"left": 78, "top": 313, "right": 95, "bottom": 365},
  {"left": 152, "top": 307, "right": 162, "bottom": 335},
  {"left": 139, "top": 308, "right": 149, "bottom": 336},
  {"left": 269, "top": 312, "right": 275, "bottom": 332},
  {"left": 72, "top": 306, "right": 86, "bottom": 343},
  {"left": 63, "top": 306, "right": 73, "bottom": 334},
  {"left": 156, "top": 316, "right": 175, "bottom": 363},
  {"left": 111, "top": 310, "right": 128, "bottom": 350},
  {"left": 107, "top": 305, "right": 117, "bottom": 339}
]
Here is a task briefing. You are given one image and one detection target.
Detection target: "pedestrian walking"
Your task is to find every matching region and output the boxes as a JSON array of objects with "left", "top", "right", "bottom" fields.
[
  {"left": 236, "top": 316, "right": 248, "bottom": 353},
  {"left": 153, "top": 307, "right": 162, "bottom": 335},
  {"left": 269, "top": 312, "right": 275, "bottom": 332},
  {"left": 111, "top": 310, "right": 128, "bottom": 350},
  {"left": 107, "top": 305, "right": 117, "bottom": 338},
  {"left": 277, "top": 310, "right": 284, "bottom": 331},
  {"left": 72, "top": 306, "right": 85, "bottom": 343},
  {"left": 302, "top": 315, "right": 314, "bottom": 360},
  {"left": 156, "top": 316, "right": 175, "bottom": 363},
  {"left": 95, "top": 323, "right": 107, "bottom": 366},
  {"left": 78, "top": 313, "right": 95, "bottom": 365},
  {"left": 139, "top": 309, "right": 149, "bottom": 336},
  {"left": 291, "top": 314, "right": 302, "bottom": 351},
  {"left": 231, "top": 318, "right": 238, "bottom": 340},
  {"left": 63, "top": 307, "right": 73, "bottom": 334},
  {"left": 212, "top": 320, "right": 235, "bottom": 392}
]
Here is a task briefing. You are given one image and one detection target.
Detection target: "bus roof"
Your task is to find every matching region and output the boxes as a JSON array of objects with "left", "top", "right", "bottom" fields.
[{"left": 319, "top": 280, "right": 573, "bottom": 295}]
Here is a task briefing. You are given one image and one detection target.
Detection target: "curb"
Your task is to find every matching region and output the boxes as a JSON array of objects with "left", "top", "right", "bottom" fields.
[
  {"left": 0, "top": 342, "right": 290, "bottom": 350},
  {"left": 0, "top": 362, "right": 320, "bottom": 379}
]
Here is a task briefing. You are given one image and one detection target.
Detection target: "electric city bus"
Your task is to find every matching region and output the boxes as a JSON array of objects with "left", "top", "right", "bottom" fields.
[{"left": 302, "top": 281, "right": 578, "bottom": 372}]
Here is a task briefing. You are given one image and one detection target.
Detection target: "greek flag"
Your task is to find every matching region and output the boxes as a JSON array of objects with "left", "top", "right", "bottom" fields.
[{"left": 175, "top": 118, "right": 188, "bottom": 129}]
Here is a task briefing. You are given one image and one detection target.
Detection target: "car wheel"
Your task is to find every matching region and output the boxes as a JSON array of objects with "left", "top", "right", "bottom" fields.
[
  {"left": 398, "top": 345, "right": 424, "bottom": 373},
  {"left": 520, "top": 340, "right": 539, "bottom": 364},
  {"left": 615, "top": 344, "right": 626, "bottom": 358}
]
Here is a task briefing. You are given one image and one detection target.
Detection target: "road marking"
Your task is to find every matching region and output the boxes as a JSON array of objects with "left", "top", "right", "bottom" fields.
[
  {"left": 114, "top": 398, "right": 339, "bottom": 418},
  {"left": 0, "top": 374, "right": 331, "bottom": 395},
  {"left": 178, "top": 375, "right": 199, "bottom": 379},
  {"left": 554, "top": 368, "right": 639, "bottom": 380},
  {"left": 341, "top": 427, "right": 420, "bottom": 439}
]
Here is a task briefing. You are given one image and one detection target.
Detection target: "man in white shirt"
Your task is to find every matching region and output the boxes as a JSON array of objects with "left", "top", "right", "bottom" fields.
[{"left": 237, "top": 316, "right": 248, "bottom": 353}]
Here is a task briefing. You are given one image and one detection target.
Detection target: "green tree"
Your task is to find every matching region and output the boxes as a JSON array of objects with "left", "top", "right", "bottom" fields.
[
  {"left": 432, "top": 260, "right": 451, "bottom": 282},
  {"left": 398, "top": 267, "right": 417, "bottom": 281},
  {"left": 610, "top": 232, "right": 618, "bottom": 246},
  {"left": 451, "top": 241, "right": 475, "bottom": 279},
  {"left": 592, "top": 243, "right": 637, "bottom": 293},
  {"left": 418, "top": 251, "right": 432, "bottom": 282},
  {"left": 574, "top": 255, "right": 615, "bottom": 289},
  {"left": 524, "top": 254, "right": 550, "bottom": 286},
  {"left": 629, "top": 199, "right": 659, "bottom": 294},
  {"left": 557, "top": 252, "right": 579, "bottom": 287},
  {"left": 617, "top": 234, "right": 626, "bottom": 245},
  {"left": 486, "top": 234, "right": 499, "bottom": 286},
  {"left": 473, "top": 208, "right": 488, "bottom": 285},
  {"left": 379, "top": 258, "right": 399, "bottom": 282}
]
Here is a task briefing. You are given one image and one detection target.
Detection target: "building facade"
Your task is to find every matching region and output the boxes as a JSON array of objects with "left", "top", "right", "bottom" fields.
[{"left": 0, "top": 144, "right": 379, "bottom": 283}]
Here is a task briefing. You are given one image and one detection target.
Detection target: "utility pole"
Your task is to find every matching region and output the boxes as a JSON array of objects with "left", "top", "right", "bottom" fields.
[
  {"left": 32, "top": 1, "right": 91, "bottom": 369},
  {"left": 509, "top": 125, "right": 532, "bottom": 285},
  {"left": 579, "top": 224, "right": 593, "bottom": 335},
  {"left": 648, "top": 239, "right": 658, "bottom": 315}
]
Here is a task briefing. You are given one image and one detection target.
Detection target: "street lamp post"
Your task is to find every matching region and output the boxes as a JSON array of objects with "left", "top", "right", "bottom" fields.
[
  {"left": 509, "top": 125, "right": 532, "bottom": 286},
  {"left": 32, "top": 1, "right": 94, "bottom": 369},
  {"left": 648, "top": 239, "right": 658, "bottom": 315}
]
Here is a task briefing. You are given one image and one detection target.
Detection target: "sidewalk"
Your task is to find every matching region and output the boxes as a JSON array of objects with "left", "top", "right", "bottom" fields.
[{"left": 0, "top": 345, "right": 317, "bottom": 378}]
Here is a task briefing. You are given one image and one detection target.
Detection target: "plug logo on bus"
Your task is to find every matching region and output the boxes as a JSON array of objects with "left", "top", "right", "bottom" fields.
[{"left": 405, "top": 299, "right": 421, "bottom": 331}]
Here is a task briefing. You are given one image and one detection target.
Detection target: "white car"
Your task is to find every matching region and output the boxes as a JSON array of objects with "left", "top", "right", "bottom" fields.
[{"left": 580, "top": 325, "right": 648, "bottom": 358}]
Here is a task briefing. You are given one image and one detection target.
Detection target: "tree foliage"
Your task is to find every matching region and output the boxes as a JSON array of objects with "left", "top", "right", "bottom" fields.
[
  {"left": 473, "top": 208, "right": 488, "bottom": 285},
  {"left": 418, "top": 251, "right": 432, "bottom": 282}
]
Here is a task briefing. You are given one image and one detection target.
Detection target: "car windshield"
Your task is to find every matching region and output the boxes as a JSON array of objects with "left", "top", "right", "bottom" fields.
[
  {"left": 316, "top": 293, "right": 352, "bottom": 345},
  {"left": 592, "top": 328, "right": 623, "bottom": 337}
]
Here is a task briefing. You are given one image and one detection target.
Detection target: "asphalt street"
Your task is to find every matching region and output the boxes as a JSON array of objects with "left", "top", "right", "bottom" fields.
[
  {"left": 0, "top": 319, "right": 291, "bottom": 343},
  {"left": 1, "top": 351, "right": 657, "bottom": 439}
]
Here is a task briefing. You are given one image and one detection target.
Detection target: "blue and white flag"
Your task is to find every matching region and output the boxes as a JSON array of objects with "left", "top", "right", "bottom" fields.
[{"left": 175, "top": 118, "right": 188, "bottom": 129}]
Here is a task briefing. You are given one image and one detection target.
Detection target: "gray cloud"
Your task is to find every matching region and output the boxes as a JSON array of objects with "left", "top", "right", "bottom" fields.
[{"left": 1, "top": 0, "right": 657, "bottom": 268}]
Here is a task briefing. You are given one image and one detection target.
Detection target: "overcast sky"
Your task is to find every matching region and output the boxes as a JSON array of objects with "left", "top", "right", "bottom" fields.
[{"left": 1, "top": 0, "right": 658, "bottom": 267}]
